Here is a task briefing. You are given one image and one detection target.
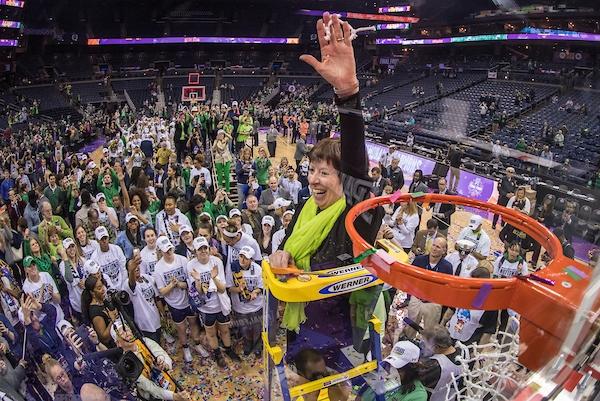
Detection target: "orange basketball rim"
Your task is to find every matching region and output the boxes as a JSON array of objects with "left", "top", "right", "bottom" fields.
[{"left": 345, "top": 193, "right": 599, "bottom": 371}]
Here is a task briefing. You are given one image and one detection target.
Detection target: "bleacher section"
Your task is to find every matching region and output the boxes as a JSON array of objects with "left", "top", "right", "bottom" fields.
[
  {"left": 411, "top": 80, "right": 557, "bottom": 136},
  {"left": 13, "top": 85, "right": 70, "bottom": 111},
  {"left": 70, "top": 81, "right": 108, "bottom": 104},
  {"left": 365, "top": 72, "right": 486, "bottom": 108},
  {"left": 11, "top": 85, "right": 82, "bottom": 122},
  {"left": 493, "top": 89, "right": 600, "bottom": 165},
  {"left": 220, "top": 76, "right": 268, "bottom": 103},
  {"left": 111, "top": 78, "right": 156, "bottom": 109}
]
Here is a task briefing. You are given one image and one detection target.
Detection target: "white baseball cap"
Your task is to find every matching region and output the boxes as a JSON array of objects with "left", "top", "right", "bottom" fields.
[
  {"left": 192, "top": 237, "right": 209, "bottom": 250},
  {"left": 86, "top": 161, "right": 97, "bottom": 170},
  {"left": 125, "top": 213, "right": 138, "bottom": 223},
  {"left": 232, "top": 101, "right": 238, "bottom": 107},
  {"left": 62, "top": 238, "right": 75, "bottom": 249},
  {"left": 179, "top": 225, "right": 193, "bottom": 235},
  {"left": 283, "top": 210, "right": 295, "bottom": 218},
  {"left": 238, "top": 245, "right": 255, "bottom": 260},
  {"left": 468, "top": 215, "right": 483, "bottom": 230},
  {"left": 229, "top": 209, "right": 242, "bottom": 218},
  {"left": 156, "top": 236, "right": 174, "bottom": 253},
  {"left": 95, "top": 192, "right": 106, "bottom": 202},
  {"left": 262, "top": 215, "right": 275, "bottom": 227},
  {"left": 273, "top": 198, "right": 292, "bottom": 210},
  {"left": 216, "top": 215, "right": 228, "bottom": 222},
  {"left": 84, "top": 260, "right": 101, "bottom": 275},
  {"left": 95, "top": 226, "right": 109, "bottom": 240},
  {"left": 456, "top": 239, "right": 476, "bottom": 252},
  {"left": 383, "top": 341, "right": 420, "bottom": 369}
]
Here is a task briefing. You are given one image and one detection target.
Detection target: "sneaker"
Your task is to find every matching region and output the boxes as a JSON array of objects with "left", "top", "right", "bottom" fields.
[
  {"left": 214, "top": 350, "right": 227, "bottom": 368},
  {"left": 194, "top": 343, "right": 210, "bottom": 358},
  {"left": 164, "top": 332, "right": 176, "bottom": 344},
  {"left": 225, "top": 347, "right": 241, "bottom": 362},
  {"left": 182, "top": 346, "right": 193, "bottom": 363}
]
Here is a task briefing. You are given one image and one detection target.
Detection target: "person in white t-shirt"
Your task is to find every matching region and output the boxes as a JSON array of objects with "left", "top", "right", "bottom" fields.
[
  {"left": 155, "top": 194, "right": 192, "bottom": 247},
  {"left": 58, "top": 238, "right": 86, "bottom": 322},
  {"left": 125, "top": 251, "right": 162, "bottom": 343},
  {"left": 493, "top": 241, "right": 528, "bottom": 279},
  {"left": 226, "top": 246, "right": 263, "bottom": 356},
  {"left": 75, "top": 225, "right": 99, "bottom": 260},
  {"left": 493, "top": 241, "right": 528, "bottom": 333},
  {"left": 457, "top": 214, "right": 491, "bottom": 261},
  {"left": 91, "top": 226, "right": 127, "bottom": 290},
  {"left": 140, "top": 227, "right": 160, "bottom": 276},
  {"left": 445, "top": 240, "right": 479, "bottom": 278},
  {"left": 153, "top": 236, "right": 207, "bottom": 364},
  {"left": 272, "top": 210, "right": 294, "bottom": 253},
  {"left": 383, "top": 201, "right": 420, "bottom": 253},
  {"left": 22, "top": 256, "right": 64, "bottom": 323},
  {"left": 186, "top": 236, "right": 239, "bottom": 368},
  {"left": 221, "top": 221, "right": 262, "bottom": 281}
]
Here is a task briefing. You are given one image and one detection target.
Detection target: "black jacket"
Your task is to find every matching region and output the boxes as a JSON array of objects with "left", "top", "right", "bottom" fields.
[
  {"left": 430, "top": 190, "right": 456, "bottom": 230},
  {"left": 281, "top": 92, "right": 383, "bottom": 270},
  {"left": 386, "top": 166, "right": 405, "bottom": 191}
]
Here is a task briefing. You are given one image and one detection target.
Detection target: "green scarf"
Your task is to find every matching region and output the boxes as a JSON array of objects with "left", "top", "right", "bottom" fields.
[{"left": 281, "top": 195, "right": 346, "bottom": 332}]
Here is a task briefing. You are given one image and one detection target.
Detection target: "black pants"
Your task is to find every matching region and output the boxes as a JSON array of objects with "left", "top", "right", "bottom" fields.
[
  {"left": 492, "top": 197, "right": 509, "bottom": 227},
  {"left": 174, "top": 141, "right": 186, "bottom": 163},
  {"left": 141, "top": 328, "right": 162, "bottom": 344},
  {"left": 267, "top": 141, "right": 276, "bottom": 158}
]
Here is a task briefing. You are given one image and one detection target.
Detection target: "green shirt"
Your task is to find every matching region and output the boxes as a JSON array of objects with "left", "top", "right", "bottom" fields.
[
  {"left": 182, "top": 167, "right": 191, "bottom": 188},
  {"left": 349, "top": 286, "right": 382, "bottom": 330},
  {"left": 96, "top": 169, "right": 120, "bottom": 207},
  {"left": 361, "top": 380, "right": 428, "bottom": 401},
  {"left": 254, "top": 158, "right": 271, "bottom": 186},
  {"left": 43, "top": 185, "right": 66, "bottom": 214}
]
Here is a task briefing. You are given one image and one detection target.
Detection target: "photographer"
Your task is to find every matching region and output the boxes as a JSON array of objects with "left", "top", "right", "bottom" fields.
[
  {"left": 81, "top": 274, "right": 118, "bottom": 348},
  {"left": 111, "top": 321, "right": 191, "bottom": 401}
]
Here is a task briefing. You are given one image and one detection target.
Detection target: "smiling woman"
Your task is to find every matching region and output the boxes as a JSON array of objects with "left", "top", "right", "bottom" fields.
[{"left": 270, "top": 12, "right": 384, "bottom": 335}]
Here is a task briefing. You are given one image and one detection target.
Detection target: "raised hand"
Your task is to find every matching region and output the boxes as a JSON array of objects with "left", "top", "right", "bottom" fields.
[{"left": 299, "top": 12, "right": 358, "bottom": 97}]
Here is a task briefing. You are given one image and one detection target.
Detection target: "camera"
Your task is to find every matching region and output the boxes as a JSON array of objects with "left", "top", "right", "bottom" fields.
[
  {"left": 106, "top": 290, "right": 131, "bottom": 312},
  {"left": 116, "top": 351, "right": 144, "bottom": 386}
]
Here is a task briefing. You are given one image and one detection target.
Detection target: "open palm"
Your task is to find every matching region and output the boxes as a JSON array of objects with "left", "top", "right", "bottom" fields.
[{"left": 300, "top": 12, "right": 358, "bottom": 94}]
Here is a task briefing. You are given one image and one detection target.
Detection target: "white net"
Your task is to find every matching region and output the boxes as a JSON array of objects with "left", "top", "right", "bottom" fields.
[{"left": 446, "top": 316, "right": 525, "bottom": 401}]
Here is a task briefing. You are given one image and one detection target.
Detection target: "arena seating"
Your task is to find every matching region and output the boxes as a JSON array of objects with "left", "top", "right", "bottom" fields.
[
  {"left": 410, "top": 80, "right": 557, "bottom": 136},
  {"left": 13, "top": 85, "right": 71, "bottom": 111},
  {"left": 492, "top": 89, "right": 600, "bottom": 165},
  {"left": 220, "top": 76, "right": 268, "bottom": 103},
  {"left": 70, "top": 81, "right": 109, "bottom": 104},
  {"left": 364, "top": 72, "right": 486, "bottom": 108}
]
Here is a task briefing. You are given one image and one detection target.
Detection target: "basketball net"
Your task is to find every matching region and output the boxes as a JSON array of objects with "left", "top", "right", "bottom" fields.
[{"left": 446, "top": 316, "right": 524, "bottom": 401}]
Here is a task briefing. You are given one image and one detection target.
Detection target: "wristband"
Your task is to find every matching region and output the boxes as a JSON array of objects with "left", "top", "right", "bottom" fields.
[{"left": 333, "top": 81, "right": 359, "bottom": 98}]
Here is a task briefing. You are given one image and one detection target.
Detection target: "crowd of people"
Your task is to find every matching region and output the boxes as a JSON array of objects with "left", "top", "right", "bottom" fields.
[{"left": 0, "top": 12, "right": 596, "bottom": 401}]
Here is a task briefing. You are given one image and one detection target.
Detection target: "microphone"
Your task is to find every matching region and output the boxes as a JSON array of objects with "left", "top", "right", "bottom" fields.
[
  {"left": 403, "top": 317, "right": 424, "bottom": 333},
  {"left": 83, "top": 347, "right": 124, "bottom": 362}
]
